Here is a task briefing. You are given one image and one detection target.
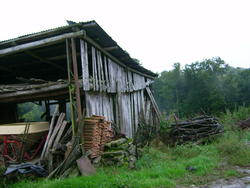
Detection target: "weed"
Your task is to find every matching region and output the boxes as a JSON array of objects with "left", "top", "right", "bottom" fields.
[{"left": 223, "top": 170, "right": 239, "bottom": 179}]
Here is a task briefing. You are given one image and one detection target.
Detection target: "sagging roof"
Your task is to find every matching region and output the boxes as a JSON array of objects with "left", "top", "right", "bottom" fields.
[{"left": 0, "top": 20, "right": 157, "bottom": 78}]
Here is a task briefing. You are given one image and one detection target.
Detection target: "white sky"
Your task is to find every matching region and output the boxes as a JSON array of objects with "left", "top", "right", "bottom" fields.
[{"left": 1, "top": 0, "right": 250, "bottom": 73}]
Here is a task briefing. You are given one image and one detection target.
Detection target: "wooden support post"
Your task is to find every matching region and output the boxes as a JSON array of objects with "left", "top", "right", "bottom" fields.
[
  {"left": 66, "top": 39, "right": 76, "bottom": 136},
  {"left": 71, "top": 38, "right": 85, "bottom": 155},
  {"left": 66, "top": 38, "right": 85, "bottom": 154},
  {"left": 71, "top": 38, "right": 83, "bottom": 122}
]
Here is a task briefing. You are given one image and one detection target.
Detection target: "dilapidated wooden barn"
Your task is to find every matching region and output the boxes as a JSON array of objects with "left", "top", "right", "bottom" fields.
[{"left": 0, "top": 20, "right": 160, "bottom": 138}]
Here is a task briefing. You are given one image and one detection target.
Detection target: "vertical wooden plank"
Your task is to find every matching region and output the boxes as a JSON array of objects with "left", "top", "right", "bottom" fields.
[
  {"left": 137, "top": 90, "right": 141, "bottom": 120},
  {"left": 100, "top": 93, "right": 104, "bottom": 116},
  {"left": 120, "top": 68, "right": 126, "bottom": 93},
  {"left": 130, "top": 93, "right": 134, "bottom": 136},
  {"left": 85, "top": 92, "right": 91, "bottom": 117},
  {"left": 96, "top": 94, "right": 100, "bottom": 115},
  {"left": 133, "top": 73, "right": 137, "bottom": 91},
  {"left": 133, "top": 73, "right": 140, "bottom": 91},
  {"left": 141, "top": 89, "right": 145, "bottom": 118},
  {"left": 110, "top": 95, "right": 114, "bottom": 122},
  {"left": 108, "top": 59, "right": 116, "bottom": 93},
  {"left": 127, "top": 94, "right": 132, "bottom": 137},
  {"left": 91, "top": 47, "right": 98, "bottom": 91},
  {"left": 126, "top": 71, "right": 129, "bottom": 92},
  {"left": 133, "top": 91, "right": 138, "bottom": 133},
  {"left": 103, "top": 56, "right": 109, "bottom": 92},
  {"left": 145, "top": 99, "right": 151, "bottom": 124},
  {"left": 119, "top": 93, "right": 124, "bottom": 135},
  {"left": 80, "top": 39, "right": 89, "bottom": 91},
  {"left": 103, "top": 94, "right": 109, "bottom": 120},
  {"left": 99, "top": 52, "right": 105, "bottom": 91},
  {"left": 96, "top": 50, "right": 102, "bottom": 91},
  {"left": 107, "top": 95, "right": 111, "bottom": 120},
  {"left": 116, "top": 65, "right": 122, "bottom": 93},
  {"left": 128, "top": 71, "right": 134, "bottom": 92},
  {"left": 115, "top": 80, "right": 121, "bottom": 131}
]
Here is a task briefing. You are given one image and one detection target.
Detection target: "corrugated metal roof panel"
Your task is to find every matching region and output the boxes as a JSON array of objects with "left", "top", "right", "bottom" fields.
[{"left": 0, "top": 20, "right": 157, "bottom": 78}]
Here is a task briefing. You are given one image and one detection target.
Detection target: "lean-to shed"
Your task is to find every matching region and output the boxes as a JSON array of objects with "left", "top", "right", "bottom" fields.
[{"left": 0, "top": 21, "right": 160, "bottom": 138}]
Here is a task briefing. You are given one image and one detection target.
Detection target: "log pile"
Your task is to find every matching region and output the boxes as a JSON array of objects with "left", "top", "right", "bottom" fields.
[
  {"left": 83, "top": 115, "right": 114, "bottom": 159},
  {"left": 101, "top": 138, "right": 137, "bottom": 169},
  {"left": 170, "top": 115, "right": 224, "bottom": 144}
]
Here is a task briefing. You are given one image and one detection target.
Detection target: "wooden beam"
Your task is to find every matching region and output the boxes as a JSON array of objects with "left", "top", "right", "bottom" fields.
[
  {"left": 104, "top": 46, "right": 119, "bottom": 51},
  {"left": 25, "top": 51, "right": 66, "bottom": 72},
  {"left": 0, "top": 85, "right": 69, "bottom": 103},
  {"left": 0, "top": 30, "right": 85, "bottom": 57},
  {"left": 48, "top": 52, "right": 80, "bottom": 61}
]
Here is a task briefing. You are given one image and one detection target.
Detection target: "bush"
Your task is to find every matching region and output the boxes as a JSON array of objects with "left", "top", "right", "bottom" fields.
[{"left": 215, "top": 131, "right": 250, "bottom": 166}]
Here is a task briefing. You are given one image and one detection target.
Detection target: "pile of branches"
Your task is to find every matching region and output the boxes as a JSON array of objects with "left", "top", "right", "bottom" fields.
[
  {"left": 236, "top": 118, "right": 250, "bottom": 129},
  {"left": 169, "top": 115, "right": 224, "bottom": 144}
]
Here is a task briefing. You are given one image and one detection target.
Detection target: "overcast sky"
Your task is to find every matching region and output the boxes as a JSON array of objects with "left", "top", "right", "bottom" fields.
[{"left": 1, "top": 0, "right": 250, "bottom": 73}]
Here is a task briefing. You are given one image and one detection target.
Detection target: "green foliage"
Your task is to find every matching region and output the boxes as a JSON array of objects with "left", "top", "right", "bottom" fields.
[
  {"left": 17, "top": 102, "right": 45, "bottom": 122},
  {"left": 153, "top": 57, "right": 250, "bottom": 117}
]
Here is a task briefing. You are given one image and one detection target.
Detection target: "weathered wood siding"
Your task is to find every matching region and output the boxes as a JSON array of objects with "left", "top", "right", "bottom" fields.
[{"left": 80, "top": 39, "right": 157, "bottom": 137}]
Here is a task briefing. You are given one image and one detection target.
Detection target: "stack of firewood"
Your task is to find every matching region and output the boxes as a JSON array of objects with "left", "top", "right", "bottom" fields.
[
  {"left": 83, "top": 115, "right": 113, "bottom": 159},
  {"left": 170, "top": 115, "right": 224, "bottom": 144}
]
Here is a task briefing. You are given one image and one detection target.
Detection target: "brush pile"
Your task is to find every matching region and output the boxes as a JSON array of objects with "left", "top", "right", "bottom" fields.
[
  {"left": 236, "top": 118, "right": 250, "bottom": 129},
  {"left": 170, "top": 115, "right": 224, "bottom": 144}
]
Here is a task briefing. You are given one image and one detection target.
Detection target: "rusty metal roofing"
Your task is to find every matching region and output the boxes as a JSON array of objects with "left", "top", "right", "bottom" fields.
[{"left": 0, "top": 20, "right": 157, "bottom": 78}]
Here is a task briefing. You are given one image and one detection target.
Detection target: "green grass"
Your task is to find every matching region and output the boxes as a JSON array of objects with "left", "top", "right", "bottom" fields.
[
  {"left": 223, "top": 169, "right": 239, "bottom": 179},
  {"left": 9, "top": 106, "right": 250, "bottom": 188},
  {"left": 10, "top": 145, "right": 220, "bottom": 188}
]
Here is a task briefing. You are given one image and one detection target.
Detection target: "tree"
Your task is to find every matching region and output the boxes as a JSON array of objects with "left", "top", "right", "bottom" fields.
[{"left": 152, "top": 57, "right": 245, "bottom": 117}]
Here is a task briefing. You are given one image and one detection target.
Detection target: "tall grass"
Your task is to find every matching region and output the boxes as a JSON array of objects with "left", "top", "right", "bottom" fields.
[{"left": 220, "top": 106, "right": 250, "bottom": 129}]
